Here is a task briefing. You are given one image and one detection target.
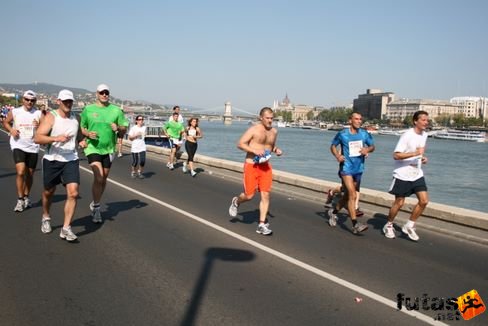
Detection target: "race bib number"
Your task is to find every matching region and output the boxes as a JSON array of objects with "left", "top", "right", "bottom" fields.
[
  {"left": 348, "top": 140, "right": 363, "bottom": 157},
  {"left": 18, "top": 125, "right": 34, "bottom": 139}
]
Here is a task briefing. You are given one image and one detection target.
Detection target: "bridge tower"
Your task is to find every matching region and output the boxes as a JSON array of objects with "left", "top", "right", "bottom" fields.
[{"left": 223, "top": 101, "right": 232, "bottom": 125}]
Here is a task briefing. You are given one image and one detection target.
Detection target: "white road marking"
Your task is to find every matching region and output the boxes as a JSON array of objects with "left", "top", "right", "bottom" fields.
[{"left": 80, "top": 165, "right": 446, "bottom": 325}]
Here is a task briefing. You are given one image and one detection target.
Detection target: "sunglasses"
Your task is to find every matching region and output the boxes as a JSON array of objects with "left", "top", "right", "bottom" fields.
[
  {"left": 99, "top": 90, "right": 110, "bottom": 96},
  {"left": 136, "top": 118, "right": 144, "bottom": 121},
  {"left": 24, "top": 98, "right": 36, "bottom": 103}
]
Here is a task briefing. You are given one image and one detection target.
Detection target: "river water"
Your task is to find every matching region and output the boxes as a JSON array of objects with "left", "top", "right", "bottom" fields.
[{"left": 195, "top": 121, "right": 488, "bottom": 213}]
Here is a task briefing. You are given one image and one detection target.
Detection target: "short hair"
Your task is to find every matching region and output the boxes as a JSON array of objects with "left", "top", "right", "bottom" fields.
[
  {"left": 173, "top": 106, "right": 180, "bottom": 111},
  {"left": 349, "top": 111, "right": 362, "bottom": 119},
  {"left": 259, "top": 107, "right": 274, "bottom": 116},
  {"left": 413, "top": 110, "right": 428, "bottom": 122}
]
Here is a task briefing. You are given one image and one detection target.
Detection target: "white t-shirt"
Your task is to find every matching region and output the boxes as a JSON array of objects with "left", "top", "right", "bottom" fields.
[
  {"left": 168, "top": 114, "right": 184, "bottom": 124},
  {"left": 129, "top": 125, "right": 146, "bottom": 153},
  {"left": 43, "top": 111, "right": 79, "bottom": 162},
  {"left": 392, "top": 128, "right": 428, "bottom": 181},
  {"left": 10, "top": 106, "right": 42, "bottom": 153}
]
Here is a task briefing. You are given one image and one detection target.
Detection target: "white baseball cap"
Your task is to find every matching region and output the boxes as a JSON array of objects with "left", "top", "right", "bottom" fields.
[
  {"left": 96, "top": 84, "right": 110, "bottom": 92},
  {"left": 58, "top": 89, "right": 74, "bottom": 101},
  {"left": 23, "top": 90, "right": 37, "bottom": 99}
]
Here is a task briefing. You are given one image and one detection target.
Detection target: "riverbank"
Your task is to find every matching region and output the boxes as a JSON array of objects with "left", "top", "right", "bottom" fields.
[{"left": 127, "top": 140, "right": 488, "bottom": 235}]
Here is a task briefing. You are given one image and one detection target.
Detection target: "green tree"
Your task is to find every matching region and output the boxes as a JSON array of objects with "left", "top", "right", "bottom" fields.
[{"left": 306, "top": 110, "right": 315, "bottom": 120}]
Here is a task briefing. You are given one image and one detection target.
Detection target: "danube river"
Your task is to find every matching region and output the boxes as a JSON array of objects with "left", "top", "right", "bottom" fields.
[{"left": 195, "top": 120, "right": 488, "bottom": 213}]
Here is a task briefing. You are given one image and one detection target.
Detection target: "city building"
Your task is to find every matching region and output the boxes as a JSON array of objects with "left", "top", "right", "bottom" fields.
[
  {"left": 353, "top": 89, "right": 395, "bottom": 120},
  {"left": 450, "top": 96, "right": 488, "bottom": 119},
  {"left": 386, "top": 99, "right": 460, "bottom": 121},
  {"left": 273, "top": 94, "right": 316, "bottom": 121}
]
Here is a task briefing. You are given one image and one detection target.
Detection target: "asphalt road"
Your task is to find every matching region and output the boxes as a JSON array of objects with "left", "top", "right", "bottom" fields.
[{"left": 0, "top": 133, "right": 487, "bottom": 326}]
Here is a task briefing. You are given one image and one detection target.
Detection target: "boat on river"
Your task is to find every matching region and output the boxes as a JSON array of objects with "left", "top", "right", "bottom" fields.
[
  {"left": 378, "top": 128, "right": 408, "bottom": 136},
  {"left": 433, "top": 129, "right": 486, "bottom": 142}
]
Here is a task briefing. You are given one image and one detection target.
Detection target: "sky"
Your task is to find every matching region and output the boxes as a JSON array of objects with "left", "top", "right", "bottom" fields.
[{"left": 1, "top": 0, "right": 487, "bottom": 114}]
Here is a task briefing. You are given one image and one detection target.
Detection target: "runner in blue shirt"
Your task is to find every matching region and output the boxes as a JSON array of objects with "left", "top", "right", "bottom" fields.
[{"left": 328, "top": 112, "right": 375, "bottom": 235}]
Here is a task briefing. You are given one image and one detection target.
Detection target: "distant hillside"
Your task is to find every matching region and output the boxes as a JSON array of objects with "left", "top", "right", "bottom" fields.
[{"left": 0, "top": 82, "right": 91, "bottom": 96}]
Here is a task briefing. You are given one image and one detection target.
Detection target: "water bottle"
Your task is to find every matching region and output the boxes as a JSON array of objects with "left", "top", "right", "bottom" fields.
[{"left": 416, "top": 156, "right": 422, "bottom": 169}]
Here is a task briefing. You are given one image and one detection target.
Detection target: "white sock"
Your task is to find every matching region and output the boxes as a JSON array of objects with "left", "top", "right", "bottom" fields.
[{"left": 406, "top": 220, "right": 415, "bottom": 228}]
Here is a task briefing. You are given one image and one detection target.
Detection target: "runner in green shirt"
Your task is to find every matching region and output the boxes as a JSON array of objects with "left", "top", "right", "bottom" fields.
[
  {"left": 162, "top": 112, "right": 185, "bottom": 170},
  {"left": 80, "top": 84, "right": 128, "bottom": 223}
]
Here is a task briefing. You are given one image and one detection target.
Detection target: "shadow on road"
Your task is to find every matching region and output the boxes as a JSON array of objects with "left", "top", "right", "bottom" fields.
[
  {"left": 72, "top": 199, "right": 149, "bottom": 237},
  {"left": 180, "top": 247, "right": 255, "bottom": 326}
]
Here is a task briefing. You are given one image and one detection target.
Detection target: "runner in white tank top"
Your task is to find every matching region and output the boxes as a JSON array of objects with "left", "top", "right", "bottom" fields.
[
  {"left": 34, "top": 89, "right": 85, "bottom": 242},
  {"left": 1, "top": 90, "right": 41, "bottom": 212}
]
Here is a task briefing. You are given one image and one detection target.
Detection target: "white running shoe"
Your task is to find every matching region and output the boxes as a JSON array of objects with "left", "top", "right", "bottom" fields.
[
  {"left": 402, "top": 224, "right": 419, "bottom": 241},
  {"left": 327, "top": 208, "right": 337, "bottom": 227},
  {"left": 382, "top": 222, "right": 396, "bottom": 239},
  {"left": 60, "top": 226, "right": 77, "bottom": 241},
  {"left": 23, "top": 197, "right": 32, "bottom": 209},
  {"left": 117, "top": 152, "right": 122, "bottom": 158},
  {"left": 90, "top": 202, "right": 103, "bottom": 223},
  {"left": 352, "top": 222, "right": 368, "bottom": 234},
  {"left": 41, "top": 217, "right": 52, "bottom": 234},
  {"left": 14, "top": 199, "right": 24, "bottom": 212},
  {"left": 228, "top": 197, "right": 239, "bottom": 217},
  {"left": 256, "top": 223, "right": 273, "bottom": 235},
  {"left": 182, "top": 162, "right": 188, "bottom": 173},
  {"left": 191, "top": 170, "right": 197, "bottom": 177}
]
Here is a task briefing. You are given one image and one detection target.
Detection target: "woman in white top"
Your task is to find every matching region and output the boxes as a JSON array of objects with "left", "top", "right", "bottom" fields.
[
  {"left": 183, "top": 117, "right": 203, "bottom": 177},
  {"left": 128, "top": 115, "right": 147, "bottom": 178}
]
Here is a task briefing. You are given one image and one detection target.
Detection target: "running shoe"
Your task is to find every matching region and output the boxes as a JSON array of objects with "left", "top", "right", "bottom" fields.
[
  {"left": 90, "top": 202, "right": 103, "bottom": 223},
  {"left": 325, "top": 189, "right": 334, "bottom": 204},
  {"left": 382, "top": 222, "right": 395, "bottom": 239},
  {"left": 41, "top": 217, "right": 52, "bottom": 234},
  {"left": 117, "top": 152, "right": 122, "bottom": 158},
  {"left": 182, "top": 162, "right": 188, "bottom": 173},
  {"left": 228, "top": 197, "right": 239, "bottom": 217},
  {"left": 355, "top": 209, "right": 364, "bottom": 217},
  {"left": 23, "top": 197, "right": 32, "bottom": 209},
  {"left": 256, "top": 223, "right": 273, "bottom": 235},
  {"left": 352, "top": 222, "right": 368, "bottom": 234},
  {"left": 402, "top": 224, "right": 419, "bottom": 241},
  {"left": 191, "top": 170, "right": 197, "bottom": 177},
  {"left": 168, "top": 163, "right": 174, "bottom": 170},
  {"left": 131, "top": 172, "right": 137, "bottom": 178},
  {"left": 14, "top": 199, "right": 24, "bottom": 212},
  {"left": 137, "top": 172, "right": 145, "bottom": 179},
  {"left": 327, "top": 208, "right": 337, "bottom": 227},
  {"left": 60, "top": 226, "right": 77, "bottom": 241}
]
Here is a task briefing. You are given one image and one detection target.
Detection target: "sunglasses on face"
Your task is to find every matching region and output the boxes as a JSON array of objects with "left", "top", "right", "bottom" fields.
[
  {"left": 136, "top": 119, "right": 144, "bottom": 121},
  {"left": 99, "top": 90, "right": 110, "bottom": 96},
  {"left": 24, "top": 98, "right": 36, "bottom": 103}
]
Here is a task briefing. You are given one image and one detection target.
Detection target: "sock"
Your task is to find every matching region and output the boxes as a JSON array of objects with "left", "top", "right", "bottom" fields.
[
  {"left": 352, "top": 220, "right": 358, "bottom": 227},
  {"left": 406, "top": 220, "right": 415, "bottom": 228},
  {"left": 18, "top": 197, "right": 24, "bottom": 201}
]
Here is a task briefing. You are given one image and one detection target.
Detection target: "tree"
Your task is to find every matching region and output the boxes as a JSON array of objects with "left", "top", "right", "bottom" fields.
[{"left": 306, "top": 110, "right": 315, "bottom": 120}]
